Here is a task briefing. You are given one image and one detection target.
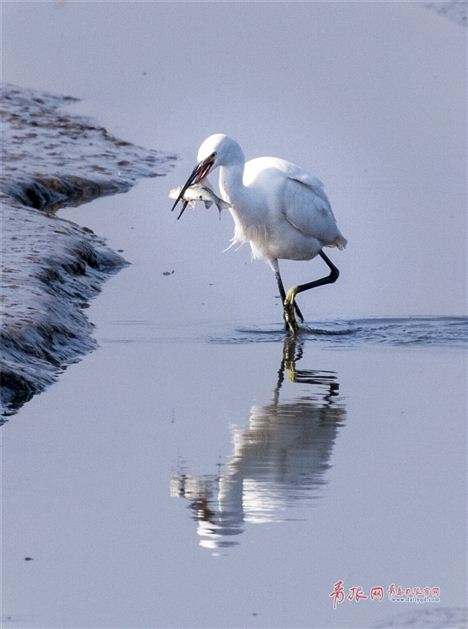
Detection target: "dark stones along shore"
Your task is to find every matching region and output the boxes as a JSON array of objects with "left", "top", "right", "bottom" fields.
[{"left": 1, "top": 83, "right": 176, "bottom": 418}]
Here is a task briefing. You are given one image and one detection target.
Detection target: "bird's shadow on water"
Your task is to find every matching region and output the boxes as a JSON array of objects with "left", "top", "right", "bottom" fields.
[{"left": 170, "top": 335, "right": 346, "bottom": 554}]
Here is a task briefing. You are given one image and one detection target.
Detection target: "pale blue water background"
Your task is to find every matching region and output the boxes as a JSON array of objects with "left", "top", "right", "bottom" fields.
[{"left": 2, "top": 2, "right": 467, "bottom": 628}]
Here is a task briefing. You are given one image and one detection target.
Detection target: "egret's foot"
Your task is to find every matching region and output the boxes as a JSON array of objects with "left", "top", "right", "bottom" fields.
[
  {"left": 283, "top": 287, "right": 299, "bottom": 334},
  {"left": 283, "top": 307, "right": 298, "bottom": 334},
  {"left": 283, "top": 309, "right": 303, "bottom": 331}
]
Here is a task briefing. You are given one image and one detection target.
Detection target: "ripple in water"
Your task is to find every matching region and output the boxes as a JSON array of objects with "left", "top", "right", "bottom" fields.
[{"left": 209, "top": 316, "right": 467, "bottom": 349}]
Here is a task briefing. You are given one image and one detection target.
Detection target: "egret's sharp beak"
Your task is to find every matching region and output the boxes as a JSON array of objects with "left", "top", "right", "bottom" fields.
[
  {"left": 171, "top": 155, "right": 215, "bottom": 219},
  {"left": 176, "top": 200, "right": 189, "bottom": 221}
]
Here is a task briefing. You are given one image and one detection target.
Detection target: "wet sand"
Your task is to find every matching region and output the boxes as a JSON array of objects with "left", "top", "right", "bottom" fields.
[{"left": 0, "top": 84, "right": 174, "bottom": 416}]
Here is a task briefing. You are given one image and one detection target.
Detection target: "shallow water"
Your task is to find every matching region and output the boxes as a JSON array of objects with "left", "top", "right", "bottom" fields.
[
  {"left": 98, "top": 316, "right": 468, "bottom": 352},
  {"left": 3, "top": 314, "right": 466, "bottom": 628},
  {"left": 212, "top": 316, "right": 468, "bottom": 348}
]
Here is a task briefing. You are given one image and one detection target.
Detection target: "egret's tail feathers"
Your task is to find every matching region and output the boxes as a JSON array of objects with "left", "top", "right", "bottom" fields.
[
  {"left": 325, "top": 235, "right": 347, "bottom": 250},
  {"left": 334, "top": 235, "right": 347, "bottom": 250}
]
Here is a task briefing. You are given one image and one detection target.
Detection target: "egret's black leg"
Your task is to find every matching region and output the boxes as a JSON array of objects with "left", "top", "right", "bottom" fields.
[
  {"left": 295, "top": 251, "right": 340, "bottom": 296},
  {"left": 294, "top": 302, "right": 304, "bottom": 321},
  {"left": 275, "top": 269, "right": 304, "bottom": 320},
  {"left": 275, "top": 270, "right": 304, "bottom": 331},
  {"left": 275, "top": 270, "right": 290, "bottom": 332},
  {"left": 275, "top": 270, "right": 286, "bottom": 303},
  {"left": 284, "top": 251, "right": 340, "bottom": 334}
]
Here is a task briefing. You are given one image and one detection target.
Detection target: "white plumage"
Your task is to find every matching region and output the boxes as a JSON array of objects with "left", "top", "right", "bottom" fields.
[{"left": 172, "top": 133, "right": 347, "bottom": 332}]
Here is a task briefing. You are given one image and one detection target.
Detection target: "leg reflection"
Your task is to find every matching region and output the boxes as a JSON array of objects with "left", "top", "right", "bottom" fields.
[{"left": 170, "top": 337, "right": 346, "bottom": 552}]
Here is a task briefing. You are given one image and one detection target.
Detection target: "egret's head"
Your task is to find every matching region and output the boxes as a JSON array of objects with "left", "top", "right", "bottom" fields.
[
  {"left": 171, "top": 133, "right": 243, "bottom": 219},
  {"left": 197, "top": 133, "right": 244, "bottom": 169}
]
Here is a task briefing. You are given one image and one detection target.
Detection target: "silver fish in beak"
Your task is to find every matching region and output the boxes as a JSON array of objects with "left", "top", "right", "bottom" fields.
[
  {"left": 169, "top": 183, "right": 230, "bottom": 219},
  {"left": 170, "top": 154, "right": 216, "bottom": 219}
]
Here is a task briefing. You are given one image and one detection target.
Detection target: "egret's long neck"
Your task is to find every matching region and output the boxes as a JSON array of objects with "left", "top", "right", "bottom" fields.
[
  {"left": 218, "top": 161, "right": 265, "bottom": 253},
  {"left": 219, "top": 160, "right": 261, "bottom": 229},
  {"left": 218, "top": 161, "right": 246, "bottom": 207}
]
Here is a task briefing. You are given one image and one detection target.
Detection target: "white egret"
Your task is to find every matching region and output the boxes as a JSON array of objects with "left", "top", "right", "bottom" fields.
[{"left": 171, "top": 134, "right": 347, "bottom": 333}]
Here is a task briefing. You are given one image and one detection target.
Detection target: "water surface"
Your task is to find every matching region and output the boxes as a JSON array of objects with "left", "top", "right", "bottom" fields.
[
  {"left": 3, "top": 319, "right": 466, "bottom": 628},
  {"left": 100, "top": 316, "right": 467, "bottom": 350}
]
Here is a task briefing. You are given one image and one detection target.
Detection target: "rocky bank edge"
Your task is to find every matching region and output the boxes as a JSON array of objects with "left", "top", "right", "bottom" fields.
[{"left": 1, "top": 83, "right": 175, "bottom": 418}]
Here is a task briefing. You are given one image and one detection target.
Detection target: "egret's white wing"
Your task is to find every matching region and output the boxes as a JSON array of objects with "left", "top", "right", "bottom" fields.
[
  {"left": 283, "top": 172, "right": 346, "bottom": 249},
  {"left": 244, "top": 156, "right": 347, "bottom": 249}
]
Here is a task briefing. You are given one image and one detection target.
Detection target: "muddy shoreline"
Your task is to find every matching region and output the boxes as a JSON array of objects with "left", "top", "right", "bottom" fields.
[{"left": 0, "top": 84, "right": 175, "bottom": 417}]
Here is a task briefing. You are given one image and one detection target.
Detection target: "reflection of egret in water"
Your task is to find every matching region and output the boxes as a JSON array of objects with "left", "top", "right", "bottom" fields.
[{"left": 170, "top": 337, "right": 346, "bottom": 552}]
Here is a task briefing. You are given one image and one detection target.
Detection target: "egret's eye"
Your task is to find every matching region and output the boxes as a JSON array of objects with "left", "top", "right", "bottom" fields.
[{"left": 211, "top": 152, "right": 216, "bottom": 159}]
